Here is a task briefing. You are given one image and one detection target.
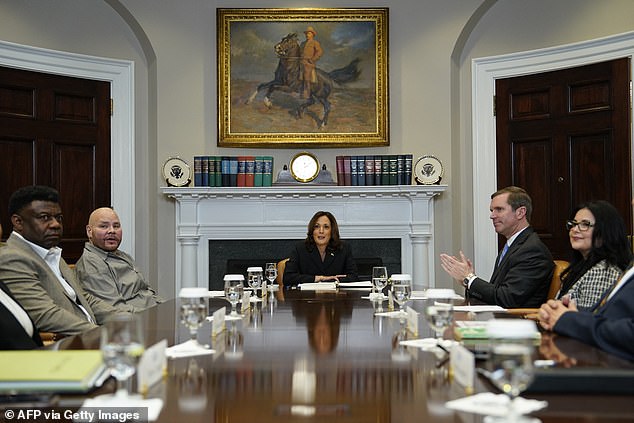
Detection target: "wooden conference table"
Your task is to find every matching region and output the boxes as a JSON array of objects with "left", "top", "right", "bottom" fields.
[{"left": 55, "top": 288, "right": 634, "bottom": 423}]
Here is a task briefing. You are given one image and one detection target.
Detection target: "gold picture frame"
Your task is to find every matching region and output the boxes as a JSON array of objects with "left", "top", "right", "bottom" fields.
[{"left": 217, "top": 8, "right": 389, "bottom": 148}]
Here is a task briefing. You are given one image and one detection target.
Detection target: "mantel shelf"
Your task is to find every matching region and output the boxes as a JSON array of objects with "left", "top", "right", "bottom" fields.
[{"left": 162, "top": 184, "right": 447, "bottom": 293}]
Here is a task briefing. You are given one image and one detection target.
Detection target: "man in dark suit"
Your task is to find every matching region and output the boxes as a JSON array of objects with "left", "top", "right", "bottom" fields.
[
  {"left": 0, "top": 223, "right": 43, "bottom": 349},
  {"left": 440, "top": 186, "right": 554, "bottom": 308},
  {"left": 0, "top": 186, "right": 122, "bottom": 336},
  {"left": 538, "top": 200, "right": 634, "bottom": 362}
]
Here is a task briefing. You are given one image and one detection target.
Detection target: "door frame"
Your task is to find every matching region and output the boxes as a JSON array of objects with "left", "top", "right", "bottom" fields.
[
  {"left": 0, "top": 40, "right": 135, "bottom": 256},
  {"left": 472, "top": 31, "right": 634, "bottom": 277}
]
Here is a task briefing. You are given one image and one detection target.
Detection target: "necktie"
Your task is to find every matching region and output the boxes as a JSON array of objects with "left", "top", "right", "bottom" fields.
[{"left": 498, "top": 243, "right": 509, "bottom": 266}]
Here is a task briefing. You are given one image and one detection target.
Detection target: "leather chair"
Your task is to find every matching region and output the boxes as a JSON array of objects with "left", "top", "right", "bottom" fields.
[
  {"left": 506, "top": 259, "right": 569, "bottom": 317},
  {"left": 276, "top": 258, "right": 289, "bottom": 288}
]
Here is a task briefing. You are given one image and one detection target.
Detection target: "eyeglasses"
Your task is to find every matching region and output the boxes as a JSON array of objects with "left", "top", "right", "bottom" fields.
[{"left": 566, "top": 220, "right": 594, "bottom": 231}]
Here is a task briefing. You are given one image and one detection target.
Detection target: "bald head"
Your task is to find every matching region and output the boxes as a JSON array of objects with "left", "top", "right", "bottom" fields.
[{"left": 86, "top": 207, "right": 122, "bottom": 252}]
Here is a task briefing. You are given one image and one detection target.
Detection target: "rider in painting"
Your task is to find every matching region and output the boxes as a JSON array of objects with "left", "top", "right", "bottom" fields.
[{"left": 301, "top": 26, "right": 323, "bottom": 99}]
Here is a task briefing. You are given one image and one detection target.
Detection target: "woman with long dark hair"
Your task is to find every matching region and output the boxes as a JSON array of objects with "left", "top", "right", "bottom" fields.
[
  {"left": 557, "top": 200, "right": 632, "bottom": 309},
  {"left": 283, "top": 211, "right": 358, "bottom": 286}
]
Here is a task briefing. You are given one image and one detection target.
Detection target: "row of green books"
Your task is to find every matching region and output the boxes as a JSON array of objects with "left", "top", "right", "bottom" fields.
[
  {"left": 194, "top": 156, "right": 274, "bottom": 187},
  {"left": 336, "top": 155, "right": 413, "bottom": 186}
]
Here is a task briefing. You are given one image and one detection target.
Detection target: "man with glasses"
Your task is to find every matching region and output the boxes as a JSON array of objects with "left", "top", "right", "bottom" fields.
[
  {"left": 0, "top": 185, "right": 121, "bottom": 336},
  {"left": 440, "top": 186, "right": 554, "bottom": 308}
]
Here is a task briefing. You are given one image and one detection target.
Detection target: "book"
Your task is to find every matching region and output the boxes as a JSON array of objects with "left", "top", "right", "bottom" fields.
[
  {"left": 213, "top": 156, "right": 222, "bottom": 187},
  {"left": 365, "top": 156, "right": 375, "bottom": 186},
  {"left": 388, "top": 155, "right": 398, "bottom": 185},
  {"left": 221, "top": 156, "right": 231, "bottom": 187},
  {"left": 254, "top": 156, "right": 264, "bottom": 187},
  {"left": 336, "top": 156, "right": 344, "bottom": 186},
  {"left": 357, "top": 156, "right": 366, "bottom": 186},
  {"left": 245, "top": 156, "right": 255, "bottom": 187},
  {"left": 262, "top": 156, "right": 273, "bottom": 186},
  {"left": 207, "top": 156, "right": 216, "bottom": 187},
  {"left": 237, "top": 156, "right": 247, "bottom": 187},
  {"left": 374, "top": 156, "right": 382, "bottom": 185},
  {"left": 193, "top": 156, "right": 203, "bottom": 186},
  {"left": 201, "top": 155, "right": 209, "bottom": 186},
  {"left": 343, "top": 156, "right": 352, "bottom": 186},
  {"left": 404, "top": 154, "right": 413, "bottom": 185},
  {"left": 0, "top": 350, "right": 106, "bottom": 393},
  {"left": 396, "top": 155, "right": 405, "bottom": 185},
  {"left": 381, "top": 155, "right": 390, "bottom": 185},
  {"left": 229, "top": 157, "right": 239, "bottom": 187},
  {"left": 350, "top": 156, "right": 358, "bottom": 186}
]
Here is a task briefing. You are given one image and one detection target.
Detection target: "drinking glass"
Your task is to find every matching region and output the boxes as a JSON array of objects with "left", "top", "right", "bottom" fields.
[
  {"left": 247, "top": 266, "right": 263, "bottom": 297},
  {"left": 100, "top": 314, "right": 145, "bottom": 399},
  {"left": 391, "top": 274, "right": 412, "bottom": 315},
  {"left": 372, "top": 266, "right": 388, "bottom": 297},
  {"left": 265, "top": 262, "right": 278, "bottom": 291},
  {"left": 179, "top": 287, "right": 210, "bottom": 349},
  {"left": 424, "top": 302, "right": 453, "bottom": 343},
  {"left": 484, "top": 319, "right": 540, "bottom": 423},
  {"left": 224, "top": 274, "right": 244, "bottom": 317}
]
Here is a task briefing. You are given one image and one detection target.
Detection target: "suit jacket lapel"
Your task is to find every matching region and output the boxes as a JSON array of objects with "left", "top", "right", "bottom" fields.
[{"left": 490, "top": 228, "right": 533, "bottom": 285}]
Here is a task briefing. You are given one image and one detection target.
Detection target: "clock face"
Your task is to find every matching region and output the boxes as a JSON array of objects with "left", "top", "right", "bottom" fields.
[{"left": 290, "top": 152, "right": 320, "bottom": 182}]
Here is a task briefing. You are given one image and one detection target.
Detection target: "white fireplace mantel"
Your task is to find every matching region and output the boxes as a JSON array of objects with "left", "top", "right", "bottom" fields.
[{"left": 162, "top": 185, "right": 446, "bottom": 292}]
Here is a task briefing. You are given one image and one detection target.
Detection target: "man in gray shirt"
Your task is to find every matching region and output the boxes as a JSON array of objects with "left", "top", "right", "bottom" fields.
[{"left": 75, "top": 207, "right": 163, "bottom": 312}]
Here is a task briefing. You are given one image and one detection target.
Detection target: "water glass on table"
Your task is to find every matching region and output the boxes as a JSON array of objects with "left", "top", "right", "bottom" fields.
[{"left": 372, "top": 266, "right": 388, "bottom": 299}]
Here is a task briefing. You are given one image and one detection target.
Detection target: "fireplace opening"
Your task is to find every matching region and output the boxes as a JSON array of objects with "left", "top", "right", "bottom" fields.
[{"left": 209, "top": 238, "right": 401, "bottom": 290}]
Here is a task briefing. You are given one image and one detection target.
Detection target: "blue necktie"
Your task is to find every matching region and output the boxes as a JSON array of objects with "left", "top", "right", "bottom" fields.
[{"left": 498, "top": 243, "right": 509, "bottom": 266}]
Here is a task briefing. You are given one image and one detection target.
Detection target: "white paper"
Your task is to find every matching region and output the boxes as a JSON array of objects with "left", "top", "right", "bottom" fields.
[
  {"left": 406, "top": 306, "right": 419, "bottom": 335},
  {"left": 445, "top": 393, "right": 547, "bottom": 417},
  {"left": 451, "top": 343, "right": 475, "bottom": 390},
  {"left": 165, "top": 339, "right": 215, "bottom": 359},
  {"left": 338, "top": 281, "right": 373, "bottom": 288},
  {"left": 209, "top": 290, "right": 225, "bottom": 297},
  {"left": 299, "top": 282, "right": 337, "bottom": 291},
  {"left": 137, "top": 339, "right": 167, "bottom": 393},
  {"left": 410, "top": 291, "right": 464, "bottom": 300},
  {"left": 211, "top": 307, "right": 225, "bottom": 336},
  {"left": 453, "top": 305, "right": 507, "bottom": 312},
  {"left": 80, "top": 397, "right": 164, "bottom": 421}
]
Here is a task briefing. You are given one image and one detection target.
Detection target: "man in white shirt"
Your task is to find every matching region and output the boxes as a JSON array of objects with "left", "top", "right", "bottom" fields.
[
  {"left": 0, "top": 223, "right": 43, "bottom": 349},
  {"left": 0, "top": 186, "right": 121, "bottom": 336}
]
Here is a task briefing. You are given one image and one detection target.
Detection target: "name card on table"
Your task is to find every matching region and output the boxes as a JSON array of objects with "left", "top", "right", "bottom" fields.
[
  {"left": 451, "top": 343, "right": 475, "bottom": 393},
  {"left": 212, "top": 307, "right": 226, "bottom": 337},
  {"left": 138, "top": 339, "right": 167, "bottom": 394},
  {"left": 406, "top": 306, "right": 419, "bottom": 336},
  {"left": 241, "top": 291, "right": 251, "bottom": 314}
]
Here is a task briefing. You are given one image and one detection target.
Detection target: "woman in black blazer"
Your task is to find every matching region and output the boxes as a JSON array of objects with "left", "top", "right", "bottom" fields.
[{"left": 283, "top": 211, "right": 358, "bottom": 286}]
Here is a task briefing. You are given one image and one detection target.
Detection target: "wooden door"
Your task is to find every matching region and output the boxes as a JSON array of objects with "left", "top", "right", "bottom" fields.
[
  {"left": 496, "top": 58, "right": 632, "bottom": 259},
  {"left": 0, "top": 66, "right": 111, "bottom": 262}
]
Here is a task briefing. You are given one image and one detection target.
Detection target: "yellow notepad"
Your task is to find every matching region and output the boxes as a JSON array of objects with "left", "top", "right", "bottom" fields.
[{"left": 0, "top": 350, "right": 106, "bottom": 393}]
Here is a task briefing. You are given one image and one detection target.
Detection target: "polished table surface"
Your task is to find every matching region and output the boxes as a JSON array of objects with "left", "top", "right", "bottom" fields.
[{"left": 54, "top": 288, "right": 634, "bottom": 423}]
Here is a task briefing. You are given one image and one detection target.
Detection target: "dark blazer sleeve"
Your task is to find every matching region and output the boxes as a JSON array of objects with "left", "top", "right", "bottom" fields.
[
  {"left": 0, "top": 281, "right": 43, "bottom": 349},
  {"left": 469, "top": 228, "right": 553, "bottom": 308},
  {"left": 553, "top": 276, "right": 634, "bottom": 362},
  {"left": 284, "top": 241, "right": 359, "bottom": 286}
]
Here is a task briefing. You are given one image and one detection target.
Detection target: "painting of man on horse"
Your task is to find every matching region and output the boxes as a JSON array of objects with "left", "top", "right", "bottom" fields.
[{"left": 225, "top": 20, "right": 378, "bottom": 134}]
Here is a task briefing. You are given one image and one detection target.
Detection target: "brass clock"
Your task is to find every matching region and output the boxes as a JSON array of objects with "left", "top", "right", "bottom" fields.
[{"left": 290, "top": 152, "right": 320, "bottom": 182}]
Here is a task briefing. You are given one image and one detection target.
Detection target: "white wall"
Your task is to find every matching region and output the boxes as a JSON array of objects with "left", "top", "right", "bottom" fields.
[{"left": 2, "top": 0, "right": 634, "bottom": 298}]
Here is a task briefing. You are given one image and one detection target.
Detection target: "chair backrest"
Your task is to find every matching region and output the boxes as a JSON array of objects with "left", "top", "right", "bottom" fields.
[
  {"left": 548, "top": 260, "right": 569, "bottom": 299},
  {"left": 276, "top": 258, "right": 289, "bottom": 288}
]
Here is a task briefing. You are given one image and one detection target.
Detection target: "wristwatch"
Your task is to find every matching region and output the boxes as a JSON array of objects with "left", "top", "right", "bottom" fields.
[{"left": 462, "top": 273, "right": 476, "bottom": 288}]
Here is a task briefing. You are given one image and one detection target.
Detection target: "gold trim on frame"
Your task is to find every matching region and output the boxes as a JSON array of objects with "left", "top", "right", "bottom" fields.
[{"left": 217, "top": 8, "right": 389, "bottom": 148}]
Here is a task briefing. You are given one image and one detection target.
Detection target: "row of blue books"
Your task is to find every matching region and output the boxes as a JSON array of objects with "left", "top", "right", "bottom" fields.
[
  {"left": 193, "top": 156, "right": 274, "bottom": 187},
  {"left": 336, "top": 155, "right": 413, "bottom": 186}
]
